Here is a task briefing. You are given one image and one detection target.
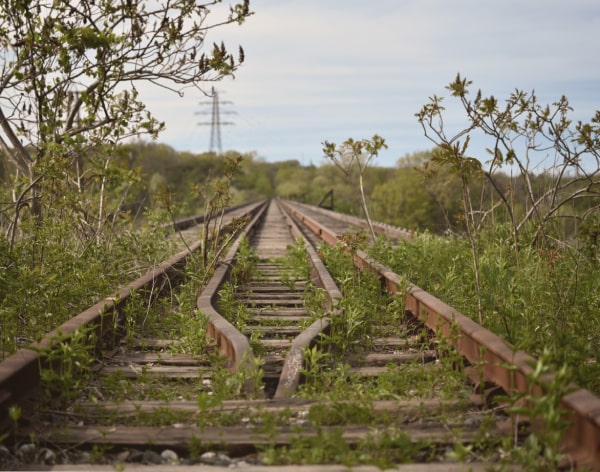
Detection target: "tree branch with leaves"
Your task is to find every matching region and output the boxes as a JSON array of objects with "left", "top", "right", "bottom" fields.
[
  {"left": 322, "top": 135, "right": 387, "bottom": 243},
  {"left": 427, "top": 74, "right": 600, "bottom": 249},
  {"left": 416, "top": 73, "right": 600, "bottom": 325},
  {"left": 0, "top": 0, "right": 252, "bottom": 241}
]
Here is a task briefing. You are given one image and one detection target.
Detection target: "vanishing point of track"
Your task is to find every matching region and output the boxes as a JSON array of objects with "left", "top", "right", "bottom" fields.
[{"left": 1, "top": 199, "right": 600, "bottom": 470}]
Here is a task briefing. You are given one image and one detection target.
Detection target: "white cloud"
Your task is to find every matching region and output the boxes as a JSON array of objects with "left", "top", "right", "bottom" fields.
[{"left": 139, "top": 0, "right": 600, "bottom": 167}]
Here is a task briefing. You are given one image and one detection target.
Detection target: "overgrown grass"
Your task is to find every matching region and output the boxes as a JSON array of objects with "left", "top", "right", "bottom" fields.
[
  {"left": 33, "top": 248, "right": 215, "bottom": 415},
  {"left": 231, "top": 236, "right": 260, "bottom": 286},
  {"left": 279, "top": 237, "right": 311, "bottom": 288},
  {"left": 315, "top": 238, "right": 411, "bottom": 354},
  {"left": 309, "top": 232, "right": 578, "bottom": 470},
  {"left": 368, "top": 225, "right": 600, "bottom": 394},
  {"left": 120, "top": 252, "right": 212, "bottom": 357},
  {"left": 260, "top": 426, "right": 430, "bottom": 469},
  {"left": 0, "top": 210, "right": 176, "bottom": 359},
  {"left": 297, "top": 239, "right": 471, "bottom": 405}
]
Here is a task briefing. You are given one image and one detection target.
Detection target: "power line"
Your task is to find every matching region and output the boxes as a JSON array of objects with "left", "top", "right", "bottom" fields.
[{"left": 196, "top": 89, "right": 235, "bottom": 154}]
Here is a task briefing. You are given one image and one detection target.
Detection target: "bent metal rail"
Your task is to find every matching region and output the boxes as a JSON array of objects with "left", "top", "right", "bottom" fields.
[
  {"left": 280, "top": 198, "right": 600, "bottom": 470},
  {"left": 0, "top": 201, "right": 266, "bottom": 429},
  {"left": 195, "top": 199, "right": 341, "bottom": 397},
  {"left": 0, "top": 199, "right": 344, "bottom": 469},
  {"left": 0, "top": 199, "right": 599, "bottom": 470}
]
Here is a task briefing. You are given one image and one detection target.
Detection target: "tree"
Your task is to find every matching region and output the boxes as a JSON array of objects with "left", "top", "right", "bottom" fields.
[
  {"left": 274, "top": 161, "right": 311, "bottom": 200},
  {"left": 418, "top": 74, "right": 600, "bottom": 250},
  {"left": 417, "top": 80, "right": 487, "bottom": 324},
  {"left": 0, "top": 0, "right": 252, "bottom": 245},
  {"left": 416, "top": 74, "right": 600, "bottom": 325},
  {"left": 322, "top": 135, "right": 387, "bottom": 242},
  {"left": 370, "top": 151, "right": 459, "bottom": 232}
]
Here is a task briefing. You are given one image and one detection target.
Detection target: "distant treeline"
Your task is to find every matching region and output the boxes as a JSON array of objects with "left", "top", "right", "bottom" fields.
[{"left": 120, "top": 142, "right": 598, "bottom": 241}]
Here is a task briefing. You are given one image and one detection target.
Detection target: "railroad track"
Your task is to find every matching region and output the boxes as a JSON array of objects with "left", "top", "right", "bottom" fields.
[{"left": 1, "top": 199, "right": 600, "bottom": 470}]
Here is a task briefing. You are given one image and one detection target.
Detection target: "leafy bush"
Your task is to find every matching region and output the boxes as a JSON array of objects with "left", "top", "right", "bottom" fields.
[
  {"left": 369, "top": 227, "right": 600, "bottom": 393},
  {"left": 0, "top": 208, "right": 174, "bottom": 359}
]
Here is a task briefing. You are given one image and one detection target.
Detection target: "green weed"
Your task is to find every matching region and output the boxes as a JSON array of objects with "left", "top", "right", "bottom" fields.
[
  {"left": 36, "top": 326, "right": 97, "bottom": 410},
  {"left": 368, "top": 230, "right": 600, "bottom": 395},
  {"left": 0, "top": 205, "right": 175, "bottom": 359},
  {"left": 217, "top": 282, "right": 250, "bottom": 331},
  {"left": 499, "top": 350, "right": 575, "bottom": 471},
  {"left": 231, "top": 236, "right": 259, "bottom": 285},
  {"left": 278, "top": 237, "right": 310, "bottom": 288}
]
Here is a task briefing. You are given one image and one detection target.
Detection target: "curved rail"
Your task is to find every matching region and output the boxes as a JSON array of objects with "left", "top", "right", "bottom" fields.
[
  {"left": 2, "top": 199, "right": 350, "bottom": 469},
  {"left": 197, "top": 199, "right": 344, "bottom": 398},
  {"left": 3, "top": 198, "right": 600, "bottom": 470},
  {"left": 273, "top": 200, "right": 342, "bottom": 398},
  {"left": 195, "top": 202, "right": 269, "bottom": 395},
  {"left": 0, "top": 201, "right": 267, "bottom": 434},
  {"left": 280, "top": 198, "right": 600, "bottom": 470}
]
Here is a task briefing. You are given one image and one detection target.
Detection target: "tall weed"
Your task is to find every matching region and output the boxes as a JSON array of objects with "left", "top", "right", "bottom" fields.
[
  {"left": 369, "top": 225, "right": 600, "bottom": 393},
  {"left": 0, "top": 207, "right": 174, "bottom": 359}
]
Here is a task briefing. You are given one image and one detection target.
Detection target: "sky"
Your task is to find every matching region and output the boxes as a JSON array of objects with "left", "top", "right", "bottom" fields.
[{"left": 138, "top": 0, "right": 600, "bottom": 168}]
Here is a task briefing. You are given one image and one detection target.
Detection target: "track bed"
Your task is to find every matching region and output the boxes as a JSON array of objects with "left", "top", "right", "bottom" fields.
[{"left": 1, "top": 200, "right": 599, "bottom": 470}]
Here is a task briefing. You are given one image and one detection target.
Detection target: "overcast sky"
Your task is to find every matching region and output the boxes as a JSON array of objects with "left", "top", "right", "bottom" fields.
[{"left": 140, "top": 0, "right": 600, "bottom": 168}]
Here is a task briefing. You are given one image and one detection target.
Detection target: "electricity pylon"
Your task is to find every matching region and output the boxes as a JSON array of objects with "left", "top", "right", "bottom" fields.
[{"left": 196, "top": 89, "right": 235, "bottom": 154}]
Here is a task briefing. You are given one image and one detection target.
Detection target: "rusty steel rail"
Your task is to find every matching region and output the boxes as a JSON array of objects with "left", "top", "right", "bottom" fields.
[
  {"left": 1, "top": 199, "right": 356, "bottom": 469},
  {"left": 195, "top": 201, "right": 270, "bottom": 395},
  {"left": 273, "top": 200, "right": 342, "bottom": 398},
  {"left": 170, "top": 201, "right": 263, "bottom": 232},
  {"left": 280, "top": 199, "right": 600, "bottom": 470},
  {"left": 195, "top": 199, "right": 343, "bottom": 398},
  {"left": 4, "top": 198, "right": 599, "bottom": 470},
  {"left": 0, "top": 201, "right": 267, "bottom": 435},
  {"left": 285, "top": 199, "right": 414, "bottom": 242},
  {"left": 0, "top": 199, "right": 510, "bottom": 470}
]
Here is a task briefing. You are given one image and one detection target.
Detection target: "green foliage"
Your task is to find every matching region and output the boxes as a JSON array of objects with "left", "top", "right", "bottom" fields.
[
  {"left": 318, "top": 232, "right": 373, "bottom": 345},
  {"left": 323, "top": 135, "right": 388, "bottom": 241},
  {"left": 7, "top": 405, "right": 22, "bottom": 439},
  {"left": 371, "top": 152, "right": 446, "bottom": 231},
  {"left": 278, "top": 237, "right": 310, "bottom": 289},
  {"left": 217, "top": 282, "right": 250, "bottom": 331},
  {"left": 369, "top": 228, "right": 600, "bottom": 394},
  {"left": 313, "top": 239, "right": 383, "bottom": 355},
  {"left": 417, "top": 91, "right": 487, "bottom": 323},
  {"left": 300, "top": 345, "right": 327, "bottom": 392},
  {"left": 36, "top": 327, "right": 97, "bottom": 409},
  {"left": 261, "top": 425, "right": 428, "bottom": 468},
  {"left": 196, "top": 154, "right": 251, "bottom": 277},
  {"left": 0, "top": 208, "right": 174, "bottom": 358},
  {"left": 302, "top": 218, "right": 589, "bottom": 467},
  {"left": 0, "top": 0, "right": 252, "bottom": 241},
  {"left": 231, "top": 236, "right": 259, "bottom": 285},
  {"left": 0, "top": 0, "right": 255, "bottom": 360},
  {"left": 169, "top": 310, "right": 209, "bottom": 357},
  {"left": 307, "top": 400, "right": 377, "bottom": 426},
  {"left": 417, "top": 73, "right": 600, "bottom": 249},
  {"left": 208, "top": 358, "right": 248, "bottom": 400},
  {"left": 261, "top": 427, "right": 352, "bottom": 466},
  {"left": 322, "top": 135, "right": 387, "bottom": 176},
  {"left": 500, "top": 350, "right": 574, "bottom": 471},
  {"left": 274, "top": 161, "right": 314, "bottom": 201},
  {"left": 578, "top": 215, "right": 600, "bottom": 263}
]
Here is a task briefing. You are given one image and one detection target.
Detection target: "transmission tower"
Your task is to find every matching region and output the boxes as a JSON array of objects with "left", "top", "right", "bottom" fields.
[{"left": 196, "top": 90, "right": 235, "bottom": 154}]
